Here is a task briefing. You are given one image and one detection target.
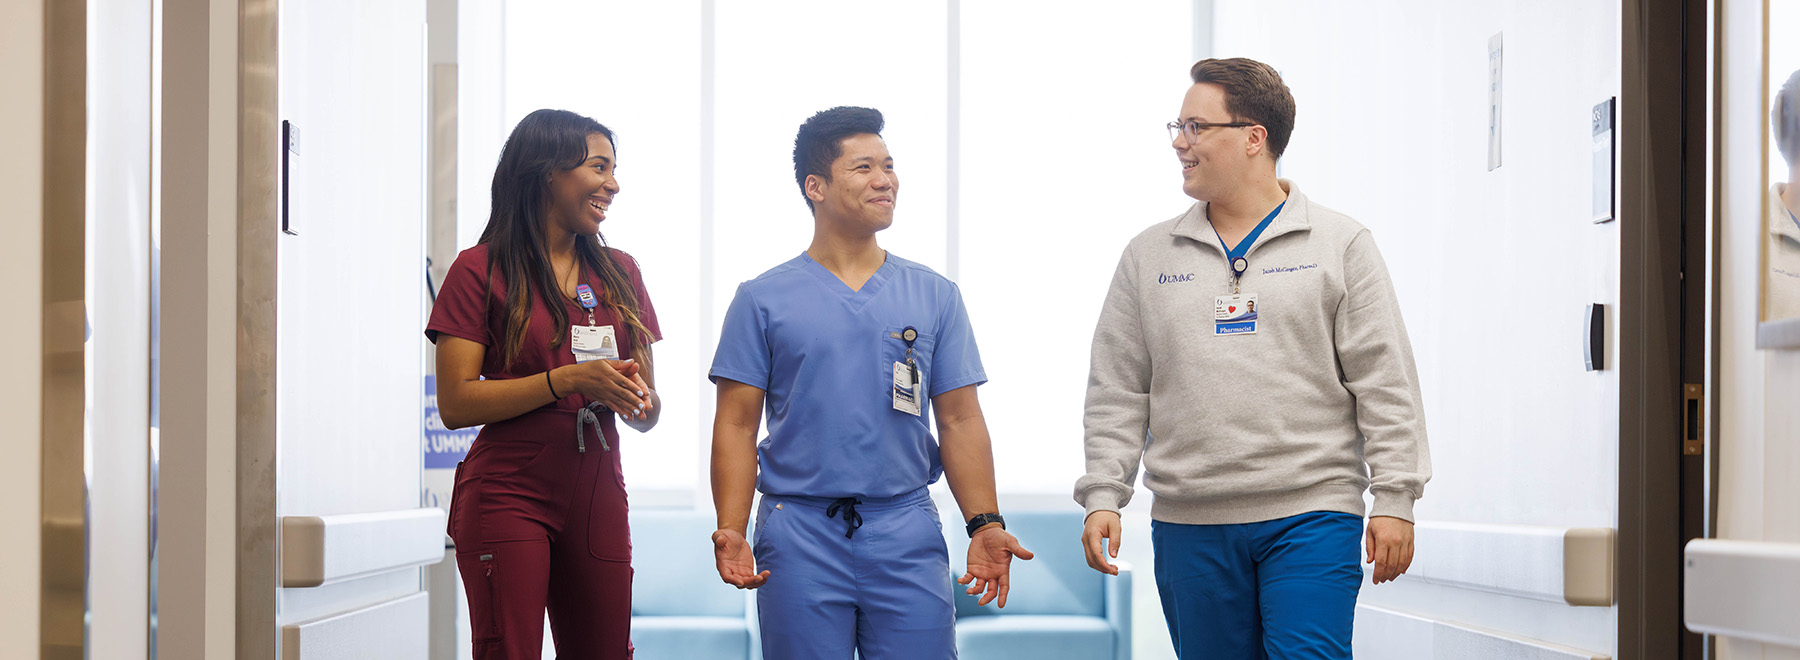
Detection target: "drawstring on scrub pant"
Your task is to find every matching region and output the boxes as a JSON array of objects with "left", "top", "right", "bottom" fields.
[
  {"left": 827, "top": 497, "right": 864, "bottom": 538},
  {"left": 576, "top": 402, "right": 610, "bottom": 452}
]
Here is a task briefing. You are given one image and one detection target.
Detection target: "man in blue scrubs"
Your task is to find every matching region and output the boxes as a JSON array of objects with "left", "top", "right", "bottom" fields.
[{"left": 708, "top": 106, "right": 1033, "bottom": 659}]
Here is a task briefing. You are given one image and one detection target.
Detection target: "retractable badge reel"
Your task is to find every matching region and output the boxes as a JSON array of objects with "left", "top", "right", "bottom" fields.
[
  {"left": 891, "top": 326, "right": 923, "bottom": 416},
  {"left": 571, "top": 283, "right": 619, "bottom": 361}
]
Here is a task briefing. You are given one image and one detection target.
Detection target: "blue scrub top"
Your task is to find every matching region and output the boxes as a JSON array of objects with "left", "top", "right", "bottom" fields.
[{"left": 710, "top": 252, "right": 987, "bottom": 499}]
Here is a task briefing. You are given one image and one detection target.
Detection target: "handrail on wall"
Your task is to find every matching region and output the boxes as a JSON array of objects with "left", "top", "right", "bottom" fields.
[
  {"left": 1403, "top": 521, "right": 1615, "bottom": 607},
  {"left": 1684, "top": 538, "right": 1800, "bottom": 649},
  {"left": 281, "top": 508, "right": 447, "bottom": 588}
]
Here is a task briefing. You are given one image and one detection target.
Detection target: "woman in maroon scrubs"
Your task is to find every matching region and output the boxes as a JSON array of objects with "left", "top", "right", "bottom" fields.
[{"left": 427, "top": 108, "right": 660, "bottom": 659}]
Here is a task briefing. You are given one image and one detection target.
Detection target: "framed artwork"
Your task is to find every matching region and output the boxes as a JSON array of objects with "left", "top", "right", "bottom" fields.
[{"left": 1762, "top": 0, "right": 1800, "bottom": 348}]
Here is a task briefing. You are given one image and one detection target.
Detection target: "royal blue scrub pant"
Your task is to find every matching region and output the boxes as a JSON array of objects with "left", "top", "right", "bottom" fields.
[
  {"left": 1152, "top": 512, "right": 1363, "bottom": 660},
  {"left": 753, "top": 487, "right": 957, "bottom": 659}
]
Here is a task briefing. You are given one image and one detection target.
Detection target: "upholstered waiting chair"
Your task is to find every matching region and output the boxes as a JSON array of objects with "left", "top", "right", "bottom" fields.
[
  {"left": 947, "top": 510, "right": 1133, "bottom": 660},
  {"left": 629, "top": 509, "right": 758, "bottom": 660}
]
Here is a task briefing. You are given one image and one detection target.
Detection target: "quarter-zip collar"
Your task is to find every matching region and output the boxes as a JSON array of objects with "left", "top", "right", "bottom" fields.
[{"left": 1171, "top": 179, "right": 1313, "bottom": 259}]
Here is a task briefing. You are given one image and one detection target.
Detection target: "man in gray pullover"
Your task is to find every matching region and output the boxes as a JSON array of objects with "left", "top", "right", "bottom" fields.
[{"left": 1075, "top": 58, "right": 1431, "bottom": 659}]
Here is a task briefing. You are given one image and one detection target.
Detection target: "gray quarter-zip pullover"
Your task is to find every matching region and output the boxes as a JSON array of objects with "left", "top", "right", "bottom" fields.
[{"left": 1075, "top": 180, "right": 1431, "bottom": 525}]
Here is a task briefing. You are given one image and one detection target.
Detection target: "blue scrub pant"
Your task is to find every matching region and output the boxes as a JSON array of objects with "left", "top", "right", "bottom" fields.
[
  {"left": 1152, "top": 512, "right": 1363, "bottom": 660},
  {"left": 752, "top": 487, "right": 957, "bottom": 660}
]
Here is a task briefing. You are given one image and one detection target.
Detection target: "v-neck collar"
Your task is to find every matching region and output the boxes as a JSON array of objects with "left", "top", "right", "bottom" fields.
[{"left": 801, "top": 251, "right": 892, "bottom": 310}]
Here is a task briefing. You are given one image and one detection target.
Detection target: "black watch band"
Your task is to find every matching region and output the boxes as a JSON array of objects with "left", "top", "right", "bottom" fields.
[{"left": 965, "top": 513, "right": 1005, "bottom": 538}]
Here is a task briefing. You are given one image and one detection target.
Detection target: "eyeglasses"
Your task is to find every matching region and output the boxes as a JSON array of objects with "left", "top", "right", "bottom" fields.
[{"left": 1167, "top": 119, "right": 1257, "bottom": 144}]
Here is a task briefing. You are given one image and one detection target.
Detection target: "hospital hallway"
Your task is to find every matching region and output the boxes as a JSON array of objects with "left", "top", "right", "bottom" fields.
[{"left": 3, "top": 0, "right": 1799, "bottom": 659}]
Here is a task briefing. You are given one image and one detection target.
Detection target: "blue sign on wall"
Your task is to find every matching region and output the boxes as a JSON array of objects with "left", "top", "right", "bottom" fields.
[{"left": 423, "top": 374, "right": 479, "bottom": 469}]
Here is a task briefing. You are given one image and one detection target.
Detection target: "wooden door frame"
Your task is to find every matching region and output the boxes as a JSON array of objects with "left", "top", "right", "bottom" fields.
[{"left": 1619, "top": 0, "right": 1712, "bottom": 657}]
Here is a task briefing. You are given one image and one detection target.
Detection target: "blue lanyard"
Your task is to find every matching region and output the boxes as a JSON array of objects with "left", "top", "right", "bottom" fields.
[
  {"left": 1215, "top": 201, "right": 1286, "bottom": 283},
  {"left": 1788, "top": 207, "right": 1800, "bottom": 233}
]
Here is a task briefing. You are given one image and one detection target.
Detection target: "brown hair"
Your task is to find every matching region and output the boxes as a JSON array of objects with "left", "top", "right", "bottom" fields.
[{"left": 1189, "top": 58, "right": 1296, "bottom": 160}]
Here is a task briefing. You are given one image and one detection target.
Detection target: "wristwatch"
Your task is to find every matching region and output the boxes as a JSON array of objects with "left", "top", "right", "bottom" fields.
[{"left": 965, "top": 513, "right": 1006, "bottom": 538}]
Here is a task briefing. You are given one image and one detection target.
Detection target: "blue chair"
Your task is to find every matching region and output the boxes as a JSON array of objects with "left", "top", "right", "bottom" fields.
[
  {"left": 629, "top": 509, "right": 758, "bottom": 660},
  {"left": 947, "top": 510, "right": 1132, "bottom": 660}
]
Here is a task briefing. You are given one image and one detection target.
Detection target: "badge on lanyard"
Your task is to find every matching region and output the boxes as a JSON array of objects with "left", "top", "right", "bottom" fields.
[
  {"left": 1214, "top": 293, "right": 1259, "bottom": 335},
  {"left": 1212, "top": 202, "right": 1282, "bottom": 337},
  {"left": 570, "top": 283, "right": 618, "bottom": 362},
  {"left": 891, "top": 325, "right": 923, "bottom": 416},
  {"left": 572, "top": 325, "right": 619, "bottom": 362}
]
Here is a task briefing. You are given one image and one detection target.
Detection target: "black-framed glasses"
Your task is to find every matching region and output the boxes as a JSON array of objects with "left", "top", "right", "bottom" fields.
[{"left": 1167, "top": 119, "right": 1256, "bottom": 143}]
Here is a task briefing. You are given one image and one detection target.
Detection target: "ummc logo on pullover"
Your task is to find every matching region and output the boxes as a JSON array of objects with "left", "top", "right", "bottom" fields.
[{"left": 1157, "top": 273, "right": 1196, "bottom": 284}]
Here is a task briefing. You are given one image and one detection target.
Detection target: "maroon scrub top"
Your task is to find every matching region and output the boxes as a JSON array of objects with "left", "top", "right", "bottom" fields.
[{"left": 426, "top": 243, "right": 663, "bottom": 416}]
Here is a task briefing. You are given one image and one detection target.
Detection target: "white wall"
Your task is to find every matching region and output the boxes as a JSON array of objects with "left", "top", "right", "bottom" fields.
[
  {"left": 1212, "top": 1, "right": 1620, "bottom": 656},
  {"left": 1718, "top": 0, "right": 1800, "bottom": 658},
  {"left": 0, "top": 1, "right": 46, "bottom": 656}
]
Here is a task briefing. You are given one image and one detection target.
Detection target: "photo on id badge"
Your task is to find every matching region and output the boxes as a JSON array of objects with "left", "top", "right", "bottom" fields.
[
  {"left": 572, "top": 324, "right": 620, "bottom": 362},
  {"left": 1215, "top": 293, "right": 1258, "bottom": 335}
]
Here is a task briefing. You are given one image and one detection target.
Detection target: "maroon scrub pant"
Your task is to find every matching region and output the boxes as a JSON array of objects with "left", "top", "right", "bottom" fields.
[{"left": 448, "top": 410, "right": 633, "bottom": 659}]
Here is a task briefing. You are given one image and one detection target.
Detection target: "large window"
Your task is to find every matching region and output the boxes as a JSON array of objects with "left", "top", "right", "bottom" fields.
[
  {"left": 492, "top": 0, "right": 1196, "bottom": 497},
  {"left": 504, "top": 1, "right": 705, "bottom": 492},
  {"left": 959, "top": 1, "right": 1195, "bottom": 494}
]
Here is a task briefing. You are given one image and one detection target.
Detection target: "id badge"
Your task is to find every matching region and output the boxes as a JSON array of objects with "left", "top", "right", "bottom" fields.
[
  {"left": 1214, "top": 293, "right": 1259, "bottom": 336},
  {"left": 891, "top": 361, "right": 923, "bottom": 416},
  {"left": 572, "top": 324, "right": 619, "bottom": 362}
]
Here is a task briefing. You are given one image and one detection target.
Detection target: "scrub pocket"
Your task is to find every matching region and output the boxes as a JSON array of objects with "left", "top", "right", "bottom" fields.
[
  {"left": 456, "top": 549, "right": 506, "bottom": 645},
  {"left": 752, "top": 497, "right": 782, "bottom": 554},
  {"left": 447, "top": 474, "right": 483, "bottom": 546},
  {"left": 911, "top": 499, "right": 945, "bottom": 535},
  {"left": 587, "top": 449, "right": 632, "bottom": 562},
  {"left": 881, "top": 326, "right": 936, "bottom": 405},
  {"left": 463, "top": 436, "right": 553, "bottom": 480},
  {"left": 446, "top": 461, "right": 466, "bottom": 537}
]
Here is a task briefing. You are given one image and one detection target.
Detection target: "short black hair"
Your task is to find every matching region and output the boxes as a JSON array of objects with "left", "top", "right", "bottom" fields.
[{"left": 793, "top": 106, "right": 885, "bottom": 211}]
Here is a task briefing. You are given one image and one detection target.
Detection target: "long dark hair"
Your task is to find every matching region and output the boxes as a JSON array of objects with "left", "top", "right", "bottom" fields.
[{"left": 479, "top": 108, "right": 652, "bottom": 369}]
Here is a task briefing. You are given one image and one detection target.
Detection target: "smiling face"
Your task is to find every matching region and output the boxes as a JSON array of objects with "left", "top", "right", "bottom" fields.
[
  {"left": 806, "top": 133, "right": 897, "bottom": 234},
  {"left": 545, "top": 132, "right": 620, "bottom": 236},
  {"left": 1174, "top": 82, "right": 1267, "bottom": 202}
]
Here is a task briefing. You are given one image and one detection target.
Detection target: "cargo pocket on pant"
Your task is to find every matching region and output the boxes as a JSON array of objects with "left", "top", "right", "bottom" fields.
[
  {"left": 457, "top": 550, "right": 505, "bottom": 644},
  {"left": 587, "top": 460, "right": 632, "bottom": 561}
]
